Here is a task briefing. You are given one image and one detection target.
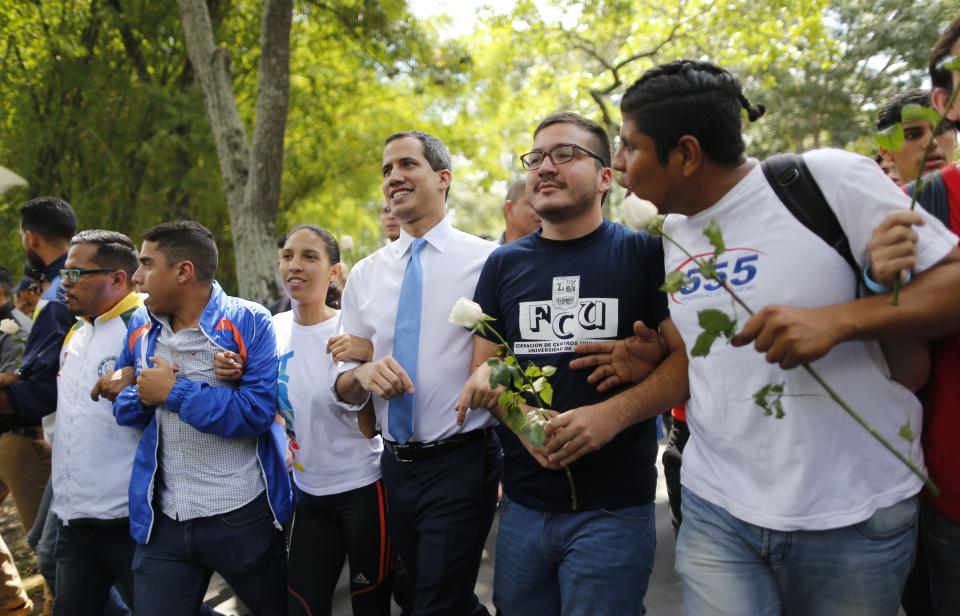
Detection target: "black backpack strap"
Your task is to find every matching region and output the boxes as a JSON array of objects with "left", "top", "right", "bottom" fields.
[{"left": 761, "top": 153, "right": 862, "bottom": 287}]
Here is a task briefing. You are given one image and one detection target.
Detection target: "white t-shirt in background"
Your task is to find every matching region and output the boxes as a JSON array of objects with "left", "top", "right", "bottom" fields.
[
  {"left": 665, "top": 148, "right": 958, "bottom": 531},
  {"left": 274, "top": 310, "right": 382, "bottom": 497}
]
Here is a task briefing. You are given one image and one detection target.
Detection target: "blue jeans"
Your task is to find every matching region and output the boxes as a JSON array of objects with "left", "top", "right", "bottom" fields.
[
  {"left": 676, "top": 487, "right": 917, "bottom": 616},
  {"left": 33, "top": 482, "right": 131, "bottom": 616},
  {"left": 493, "top": 494, "right": 656, "bottom": 616},
  {"left": 132, "top": 492, "right": 285, "bottom": 616},
  {"left": 54, "top": 523, "right": 135, "bottom": 615},
  {"left": 922, "top": 501, "right": 960, "bottom": 614}
]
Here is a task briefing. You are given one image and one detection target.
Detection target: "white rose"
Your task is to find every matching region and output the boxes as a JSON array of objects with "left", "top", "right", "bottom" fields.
[
  {"left": 0, "top": 318, "right": 19, "bottom": 335},
  {"left": 448, "top": 297, "right": 485, "bottom": 330},
  {"left": 621, "top": 194, "right": 659, "bottom": 231},
  {"left": 0, "top": 166, "right": 27, "bottom": 195},
  {"left": 340, "top": 235, "right": 355, "bottom": 251}
]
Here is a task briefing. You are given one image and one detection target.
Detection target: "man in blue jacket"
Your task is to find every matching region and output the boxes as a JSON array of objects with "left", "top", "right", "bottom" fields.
[
  {"left": 113, "top": 220, "right": 291, "bottom": 616},
  {"left": 0, "top": 196, "right": 76, "bottom": 613}
]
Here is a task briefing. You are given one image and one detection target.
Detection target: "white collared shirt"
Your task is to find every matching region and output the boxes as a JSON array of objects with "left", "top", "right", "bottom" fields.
[{"left": 337, "top": 218, "right": 497, "bottom": 442}]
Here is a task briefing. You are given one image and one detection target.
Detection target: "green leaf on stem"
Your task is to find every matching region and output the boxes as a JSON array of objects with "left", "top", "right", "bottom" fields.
[
  {"left": 661, "top": 270, "right": 689, "bottom": 294},
  {"left": 773, "top": 397, "right": 785, "bottom": 419},
  {"left": 541, "top": 365, "right": 557, "bottom": 377},
  {"left": 876, "top": 123, "right": 904, "bottom": 152},
  {"left": 498, "top": 390, "right": 518, "bottom": 410},
  {"left": 524, "top": 363, "right": 542, "bottom": 378},
  {"left": 504, "top": 355, "right": 517, "bottom": 366},
  {"left": 532, "top": 376, "right": 545, "bottom": 392},
  {"left": 690, "top": 332, "right": 718, "bottom": 357},
  {"left": 510, "top": 365, "right": 524, "bottom": 389},
  {"left": 698, "top": 308, "right": 737, "bottom": 337},
  {"left": 503, "top": 404, "right": 525, "bottom": 433},
  {"left": 488, "top": 361, "right": 512, "bottom": 389},
  {"left": 901, "top": 104, "right": 942, "bottom": 126},
  {"left": 539, "top": 382, "right": 554, "bottom": 406},
  {"left": 703, "top": 220, "right": 725, "bottom": 257},
  {"left": 754, "top": 382, "right": 785, "bottom": 418},
  {"left": 521, "top": 410, "right": 548, "bottom": 446},
  {"left": 523, "top": 420, "right": 546, "bottom": 446},
  {"left": 699, "top": 258, "right": 718, "bottom": 280}
]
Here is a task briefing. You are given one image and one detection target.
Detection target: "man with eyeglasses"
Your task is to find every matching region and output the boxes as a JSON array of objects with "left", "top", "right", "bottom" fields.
[
  {"left": 0, "top": 197, "right": 77, "bottom": 615},
  {"left": 459, "top": 112, "right": 680, "bottom": 615},
  {"left": 47, "top": 230, "right": 144, "bottom": 613}
]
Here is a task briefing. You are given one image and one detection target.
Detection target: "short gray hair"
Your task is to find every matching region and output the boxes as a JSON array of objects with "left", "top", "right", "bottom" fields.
[{"left": 505, "top": 179, "right": 526, "bottom": 203}]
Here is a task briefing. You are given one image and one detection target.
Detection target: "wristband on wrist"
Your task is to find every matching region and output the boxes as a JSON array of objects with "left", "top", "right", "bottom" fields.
[{"left": 863, "top": 267, "right": 912, "bottom": 294}]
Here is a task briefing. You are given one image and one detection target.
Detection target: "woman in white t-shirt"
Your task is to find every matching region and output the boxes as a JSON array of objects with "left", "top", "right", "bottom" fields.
[{"left": 252, "top": 225, "right": 392, "bottom": 615}]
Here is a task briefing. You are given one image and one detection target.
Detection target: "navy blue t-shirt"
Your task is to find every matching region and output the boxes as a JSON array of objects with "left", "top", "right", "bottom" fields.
[{"left": 473, "top": 220, "right": 668, "bottom": 512}]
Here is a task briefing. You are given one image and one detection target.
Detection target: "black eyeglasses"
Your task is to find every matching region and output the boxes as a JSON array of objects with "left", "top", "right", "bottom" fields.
[
  {"left": 520, "top": 143, "right": 606, "bottom": 171},
  {"left": 60, "top": 268, "right": 115, "bottom": 284}
]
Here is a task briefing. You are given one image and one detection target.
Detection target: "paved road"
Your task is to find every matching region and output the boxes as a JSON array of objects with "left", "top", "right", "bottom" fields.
[{"left": 205, "top": 444, "right": 685, "bottom": 615}]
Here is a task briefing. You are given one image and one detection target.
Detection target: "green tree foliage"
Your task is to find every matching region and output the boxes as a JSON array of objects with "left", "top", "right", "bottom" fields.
[
  {"left": 0, "top": 0, "right": 951, "bottom": 291},
  {"left": 0, "top": 0, "right": 236, "bottom": 284},
  {"left": 745, "top": 0, "right": 955, "bottom": 156}
]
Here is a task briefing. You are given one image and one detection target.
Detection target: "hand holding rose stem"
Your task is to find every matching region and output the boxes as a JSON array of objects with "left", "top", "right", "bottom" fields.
[
  {"left": 625, "top": 202, "right": 938, "bottom": 495},
  {"left": 450, "top": 298, "right": 578, "bottom": 510}
]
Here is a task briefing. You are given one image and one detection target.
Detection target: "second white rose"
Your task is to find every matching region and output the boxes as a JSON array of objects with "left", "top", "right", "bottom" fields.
[{"left": 448, "top": 297, "right": 485, "bottom": 330}]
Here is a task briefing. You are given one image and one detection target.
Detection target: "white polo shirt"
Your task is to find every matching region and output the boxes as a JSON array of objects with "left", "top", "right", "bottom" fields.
[{"left": 337, "top": 218, "right": 498, "bottom": 443}]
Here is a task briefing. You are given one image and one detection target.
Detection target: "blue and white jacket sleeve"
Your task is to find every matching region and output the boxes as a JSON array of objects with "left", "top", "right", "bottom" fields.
[
  {"left": 113, "top": 313, "right": 154, "bottom": 430},
  {"left": 165, "top": 309, "right": 278, "bottom": 439}
]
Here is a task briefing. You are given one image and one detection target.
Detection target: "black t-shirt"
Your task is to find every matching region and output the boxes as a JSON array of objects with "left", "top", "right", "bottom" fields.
[{"left": 473, "top": 220, "right": 668, "bottom": 512}]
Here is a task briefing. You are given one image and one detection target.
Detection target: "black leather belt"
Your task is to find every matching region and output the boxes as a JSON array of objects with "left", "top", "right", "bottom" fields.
[{"left": 384, "top": 428, "right": 490, "bottom": 463}]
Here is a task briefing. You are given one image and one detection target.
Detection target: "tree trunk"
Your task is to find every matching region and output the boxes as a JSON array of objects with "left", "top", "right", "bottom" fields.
[{"left": 177, "top": 0, "right": 291, "bottom": 303}]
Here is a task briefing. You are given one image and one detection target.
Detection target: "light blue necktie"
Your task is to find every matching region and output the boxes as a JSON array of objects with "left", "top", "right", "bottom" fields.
[{"left": 389, "top": 237, "right": 427, "bottom": 443}]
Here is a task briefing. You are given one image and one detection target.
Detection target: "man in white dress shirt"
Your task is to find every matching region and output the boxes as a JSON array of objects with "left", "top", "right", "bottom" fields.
[{"left": 334, "top": 131, "right": 499, "bottom": 616}]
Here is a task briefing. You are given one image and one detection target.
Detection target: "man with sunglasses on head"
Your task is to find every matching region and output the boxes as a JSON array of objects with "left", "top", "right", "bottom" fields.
[
  {"left": 0, "top": 197, "right": 77, "bottom": 614},
  {"left": 458, "top": 112, "right": 679, "bottom": 615}
]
